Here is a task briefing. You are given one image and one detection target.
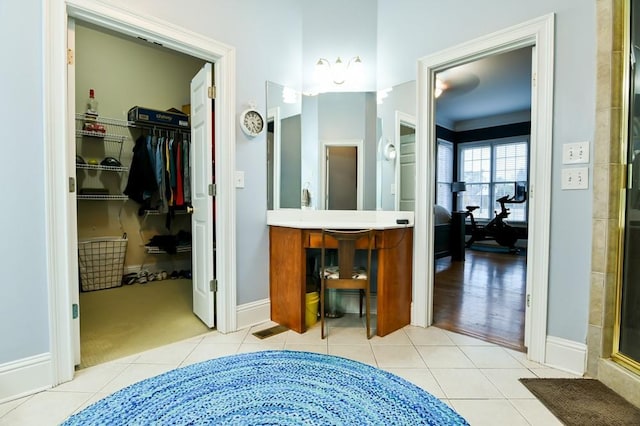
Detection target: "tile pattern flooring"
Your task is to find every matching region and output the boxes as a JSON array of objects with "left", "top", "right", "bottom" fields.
[{"left": 0, "top": 316, "right": 579, "bottom": 425}]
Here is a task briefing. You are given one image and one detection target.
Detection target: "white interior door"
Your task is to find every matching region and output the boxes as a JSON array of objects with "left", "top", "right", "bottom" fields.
[
  {"left": 67, "top": 18, "right": 81, "bottom": 365},
  {"left": 398, "top": 132, "right": 416, "bottom": 211},
  {"left": 319, "top": 139, "right": 364, "bottom": 210},
  {"left": 190, "top": 63, "right": 215, "bottom": 327}
]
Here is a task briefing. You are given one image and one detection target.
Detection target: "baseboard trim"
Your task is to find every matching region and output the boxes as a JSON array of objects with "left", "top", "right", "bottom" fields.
[
  {"left": 0, "top": 353, "right": 52, "bottom": 404},
  {"left": 236, "top": 298, "right": 271, "bottom": 330},
  {"left": 545, "top": 335, "right": 587, "bottom": 376}
]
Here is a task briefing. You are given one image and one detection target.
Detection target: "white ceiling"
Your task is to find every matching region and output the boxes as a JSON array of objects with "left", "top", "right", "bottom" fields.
[{"left": 435, "top": 46, "right": 533, "bottom": 128}]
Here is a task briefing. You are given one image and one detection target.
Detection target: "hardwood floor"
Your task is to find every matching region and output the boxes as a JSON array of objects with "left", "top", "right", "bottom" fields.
[{"left": 433, "top": 248, "right": 527, "bottom": 351}]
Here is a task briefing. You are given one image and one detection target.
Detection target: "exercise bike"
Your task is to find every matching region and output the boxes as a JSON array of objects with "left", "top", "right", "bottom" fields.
[{"left": 464, "top": 187, "right": 527, "bottom": 252}]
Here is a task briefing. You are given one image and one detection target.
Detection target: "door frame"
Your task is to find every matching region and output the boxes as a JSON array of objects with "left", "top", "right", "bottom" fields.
[
  {"left": 45, "top": 0, "right": 237, "bottom": 384},
  {"left": 319, "top": 139, "right": 364, "bottom": 210},
  {"left": 413, "top": 14, "right": 554, "bottom": 363}
]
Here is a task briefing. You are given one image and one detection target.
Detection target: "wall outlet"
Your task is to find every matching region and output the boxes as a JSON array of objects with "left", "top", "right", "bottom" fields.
[
  {"left": 562, "top": 142, "right": 589, "bottom": 164},
  {"left": 561, "top": 167, "right": 589, "bottom": 190}
]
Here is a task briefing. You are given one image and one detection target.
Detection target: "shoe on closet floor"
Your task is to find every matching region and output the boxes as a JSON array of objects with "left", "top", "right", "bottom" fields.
[{"left": 122, "top": 272, "right": 137, "bottom": 285}]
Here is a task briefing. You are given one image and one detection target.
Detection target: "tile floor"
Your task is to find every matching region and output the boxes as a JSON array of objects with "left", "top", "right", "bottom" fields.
[{"left": 0, "top": 316, "right": 580, "bottom": 425}]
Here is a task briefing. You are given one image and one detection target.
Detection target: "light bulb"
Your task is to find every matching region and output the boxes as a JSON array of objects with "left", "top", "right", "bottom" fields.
[{"left": 332, "top": 57, "right": 346, "bottom": 84}]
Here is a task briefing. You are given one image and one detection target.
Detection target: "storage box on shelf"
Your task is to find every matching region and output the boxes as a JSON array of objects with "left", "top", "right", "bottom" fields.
[{"left": 128, "top": 106, "right": 189, "bottom": 129}]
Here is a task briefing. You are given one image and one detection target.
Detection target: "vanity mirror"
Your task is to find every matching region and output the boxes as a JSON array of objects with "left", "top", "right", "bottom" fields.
[
  {"left": 266, "top": 82, "right": 302, "bottom": 209},
  {"left": 266, "top": 80, "right": 416, "bottom": 211}
]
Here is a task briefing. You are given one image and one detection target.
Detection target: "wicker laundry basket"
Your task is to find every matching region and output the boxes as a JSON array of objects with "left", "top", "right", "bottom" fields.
[{"left": 78, "top": 235, "right": 128, "bottom": 291}]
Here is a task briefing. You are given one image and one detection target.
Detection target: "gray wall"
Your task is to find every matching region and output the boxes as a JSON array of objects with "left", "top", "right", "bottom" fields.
[
  {"left": 0, "top": 0, "right": 50, "bottom": 364},
  {"left": 280, "top": 115, "right": 302, "bottom": 208},
  {"left": 0, "top": 0, "right": 597, "bottom": 370}
]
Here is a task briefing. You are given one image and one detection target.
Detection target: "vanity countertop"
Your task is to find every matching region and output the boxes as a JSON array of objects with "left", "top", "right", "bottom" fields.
[{"left": 266, "top": 209, "right": 414, "bottom": 230}]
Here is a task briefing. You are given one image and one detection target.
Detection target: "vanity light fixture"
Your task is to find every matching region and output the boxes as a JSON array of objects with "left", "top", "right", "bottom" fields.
[
  {"left": 315, "top": 56, "right": 363, "bottom": 85},
  {"left": 383, "top": 142, "right": 397, "bottom": 161}
]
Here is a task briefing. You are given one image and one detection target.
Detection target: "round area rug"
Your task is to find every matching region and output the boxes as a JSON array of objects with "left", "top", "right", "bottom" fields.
[{"left": 63, "top": 350, "right": 468, "bottom": 425}]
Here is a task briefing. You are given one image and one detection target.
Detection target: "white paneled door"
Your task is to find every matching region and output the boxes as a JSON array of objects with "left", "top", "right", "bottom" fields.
[{"left": 190, "top": 63, "right": 216, "bottom": 328}]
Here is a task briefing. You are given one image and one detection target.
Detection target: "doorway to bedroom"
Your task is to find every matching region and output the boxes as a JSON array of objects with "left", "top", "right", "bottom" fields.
[{"left": 431, "top": 46, "right": 532, "bottom": 351}]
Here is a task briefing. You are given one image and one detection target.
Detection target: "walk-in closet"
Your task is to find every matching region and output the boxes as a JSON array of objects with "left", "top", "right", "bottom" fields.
[{"left": 72, "top": 20, "right": 212, "bottom": 368}]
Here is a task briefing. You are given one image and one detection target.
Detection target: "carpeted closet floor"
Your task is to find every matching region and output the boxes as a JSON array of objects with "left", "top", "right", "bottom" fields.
[{"left": 79, "top": 278, "right": 209, "bottom": 369}]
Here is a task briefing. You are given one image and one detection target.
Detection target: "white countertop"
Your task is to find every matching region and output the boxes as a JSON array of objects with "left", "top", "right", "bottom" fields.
[{"left": 266, "top": 209, "right": 414, "bottom": 230}]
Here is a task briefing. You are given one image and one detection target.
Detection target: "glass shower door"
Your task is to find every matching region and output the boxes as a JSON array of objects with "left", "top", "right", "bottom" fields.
[{"left": 618, "top": 0, "right": 640, "bottom": 367}]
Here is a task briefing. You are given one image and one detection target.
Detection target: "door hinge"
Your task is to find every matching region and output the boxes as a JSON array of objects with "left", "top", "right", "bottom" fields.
[
  {"left": 72, "top": 303, "right": 79, "bottom": 319},
  {"left": 526, "top": 294, "right": 531, "bottom": 308},
  {"left": 67, "top": 49, "right": 74, "bottom": 65},
  {"left": 210, "top": 279, "right": 218, "bottom": 292},
  {"left": 69, "top": 177, "right": 75, "bottom": 193},
  {"left": 532, "top": 72, "right": 536, "bottom": 87},
  {"left": 209, "top": 183, "right": 216, "bottom": 196},
  {"left": 208, "top": 86, "right": 216, "bottom": 99}
]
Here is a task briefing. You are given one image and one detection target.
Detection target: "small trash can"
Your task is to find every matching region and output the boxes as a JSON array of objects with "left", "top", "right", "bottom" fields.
[
  {"left": 305, "top": 291, "right": 320, "bottom": 328},
  {"left": 324, "top": 289, "right": 344, "bottom": 318}
]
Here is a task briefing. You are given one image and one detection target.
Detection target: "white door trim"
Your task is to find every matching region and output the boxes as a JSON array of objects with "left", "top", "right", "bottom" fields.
[
  {"left": 45, "top": 0, "right": 237, "bottom": 385},
  {"left": 319, "top": 139, "right": 364, "bottom": 210},
  {"left": 414, "top": 14, "right": 554, "bottom": 363}
]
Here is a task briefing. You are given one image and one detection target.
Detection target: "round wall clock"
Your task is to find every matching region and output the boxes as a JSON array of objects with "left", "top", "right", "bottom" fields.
[{"left": 240, "top": 108, "right": 265, "bottom": 137}]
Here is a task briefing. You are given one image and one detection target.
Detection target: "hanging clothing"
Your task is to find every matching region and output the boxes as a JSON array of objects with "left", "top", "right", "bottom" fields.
[
  {"left": 125, "top": 135, "right": 158, "bottom": 209},
  {"left": 127, "top": 127, "right": 191, "bottom": 221},
  {"left": 175, "top": 139, "right": 185, "bottom": 206},
  {"left": 183, "top": 138, "right": 191, "bottom": 203}
]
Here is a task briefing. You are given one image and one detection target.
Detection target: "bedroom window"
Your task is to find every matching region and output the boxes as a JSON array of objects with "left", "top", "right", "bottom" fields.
[
  {"left": 436, "top": 139, "right": 454, "bottom": 210},
  {"left": 459, "top": 137, "right": 529, "bottom": 222}
]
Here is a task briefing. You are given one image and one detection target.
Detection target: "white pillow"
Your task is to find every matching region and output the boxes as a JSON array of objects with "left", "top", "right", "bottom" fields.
[{"left": 434, "top": 205, "right": 452, "bottom": 225}]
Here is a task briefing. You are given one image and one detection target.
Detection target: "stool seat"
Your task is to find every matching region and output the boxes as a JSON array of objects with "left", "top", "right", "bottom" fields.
[
  {"left": 321, "top": 266, "right": 367, "bottom": 280},
  {"left": 319, "top": 229, "right": 374, "bottom": 339}
]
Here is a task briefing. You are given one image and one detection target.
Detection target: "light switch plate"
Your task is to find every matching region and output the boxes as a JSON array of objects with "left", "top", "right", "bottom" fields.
[
  {"left": 561, "top": 167, "right": 589, "bottom": 190},
  {"left": 562, "top": 142, "right": 589, "bottom": 164},
  {"left": 235, "top": 171, "right": 245, "bottom": 188}
]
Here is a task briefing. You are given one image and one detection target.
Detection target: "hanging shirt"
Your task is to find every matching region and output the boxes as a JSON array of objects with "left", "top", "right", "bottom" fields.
[
  {"left": 165, "top": 137, "right": 173, "bottom": 206},
  {"left": 183, "top": 137, "right": 191, "bottom": 203},
  {"left": 175, "top": 138, "right": 184, "bottom": 206}
]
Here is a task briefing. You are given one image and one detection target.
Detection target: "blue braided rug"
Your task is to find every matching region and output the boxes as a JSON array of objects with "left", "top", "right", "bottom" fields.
[{"left": 63, "top": 350, "right": 468, "bottom": 425}]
